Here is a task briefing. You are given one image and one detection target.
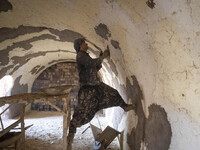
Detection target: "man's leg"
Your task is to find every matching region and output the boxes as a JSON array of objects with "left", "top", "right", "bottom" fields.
[
  {"left": 67, "top": 86, "right": 99, "bottom": 149},
  {"left": 97, "top": 82, "right": 135, "bottom": 111}
]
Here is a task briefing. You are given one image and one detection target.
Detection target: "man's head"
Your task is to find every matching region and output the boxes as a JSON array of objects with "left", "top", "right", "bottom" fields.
[{"left": 74, "top": 38, "right": 88, "bottom": 53}]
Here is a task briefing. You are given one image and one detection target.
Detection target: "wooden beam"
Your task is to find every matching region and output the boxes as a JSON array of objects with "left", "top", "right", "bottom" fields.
[
  {"left": 67, "top": 99, "right": 71, "bottom": 133},
  {"left": 12, "top": 124, "right": 33, "bottom": 130},
  {"left": 40, "top": 85, "right": 75, "bottom": 96},
  {"left": 0, "top": 116, "right": 4, "bottom": 130},
  {"left": 20, "top": 104, "right": 25, "bottom": 150},
  {"left": 0, "top": 93, "right": 69, "bottom": 106},
  {"left": 62, "top": 98, "right": 68, "bottom": 150},
  {"left": 0, "top": 132, "right": 21, "bottom": 148},
  {"left": 0, "top": 119, "right": 21, "bottom": 138},
  {"left": 45, "top": 101, "right": 65, "bottom": 115},
  {"left": 0, "top": 104, "right": 11, "bottom": 115},
  {"left": 0, "top": 85, "right": 74, "bottom": 149}
]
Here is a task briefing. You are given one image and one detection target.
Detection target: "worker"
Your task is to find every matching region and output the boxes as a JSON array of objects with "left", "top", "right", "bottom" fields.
[{"left": 67, "top": 38, "right": 135, "bottom": 149}]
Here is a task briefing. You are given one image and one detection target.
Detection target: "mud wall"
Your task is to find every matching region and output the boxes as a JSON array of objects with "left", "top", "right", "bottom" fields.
[{"left": 0, "top": 0, "right": 200, "bottom": 149}]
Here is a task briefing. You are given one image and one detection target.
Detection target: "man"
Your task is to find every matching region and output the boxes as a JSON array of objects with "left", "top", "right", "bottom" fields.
[{"left": 67, "top": 38, "right": 135, "bottom": 149}]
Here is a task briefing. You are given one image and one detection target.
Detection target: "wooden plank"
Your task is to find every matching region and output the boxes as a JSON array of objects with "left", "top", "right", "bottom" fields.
[
  {"left": 40, "top": 85, "right": 75, "bottom": 96},
  {"left": 20, "top": 104, "right": 25, "bottom": 150},
  {"left": 0, "top": 119, "right": 21, "bottom": 138},
  {"left": 90, "top": 123, "right": 102, "bottom": 141},
  {"left": 0, "top": 93, "right": 69, "bottom": 106},
  {"left": 0, "top": 132, "right": 21, "bottom": 148},
  {"left": 0, "top": 104, "right": 11, "bottom": 115},
  {"left": 118, "top": 131, "right": 123, "bottom": 150},
  {"left": 45, "top": 101, "right": 65, "bottom": 115},
  {"left": 96, "top": 126, "right": 120, "bottom": 148},
  {"left": 12, "top": 124, "right": 33, "bottom": 130},
  {"left": 66, "top": 98, "right": 71, "bottom": 132},
  {"left": 0, "top": 116, "right": 4, "bottom": 130}
]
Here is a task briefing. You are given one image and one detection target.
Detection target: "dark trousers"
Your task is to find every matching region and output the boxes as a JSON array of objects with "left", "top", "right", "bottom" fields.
[{"left": 69, "top": 82, "right": 128, "bottom": 134}]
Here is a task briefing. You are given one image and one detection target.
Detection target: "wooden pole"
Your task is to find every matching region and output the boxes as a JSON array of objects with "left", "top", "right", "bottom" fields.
[
  {"left": 20, "top": 104, "right": 25, "bottom": 150},
  {"left": 0, "top": 119, "right": 22, "bottom": 138},
  {"left": 66, "top": 98, "right": 71, "bottom": 150},
  {"left": 62, "top": 98, "right": 68, "bottom": 150},
  {"left": 45, "top": 101, "right": 65, "bottom": 115},
  {"left": 67, "top": 98, "right": 71, "bottom": 133},
  {"left": 0, "top": 104, "right": 11, "bottom": 115},
  {"left": 0, "top": 116, "right": 4, "bottom": 130}
]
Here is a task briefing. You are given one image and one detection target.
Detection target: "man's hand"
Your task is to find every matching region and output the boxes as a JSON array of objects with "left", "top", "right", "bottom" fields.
[
  {"left": 100, "top": 45, "right": 110, "bottom": 60},
  {"left": 103, "top": 45, "right": 110, "bottom": 57},
  {"left": 100, "top": 51, "right": 103, "bottom": 56},
  {"left": 103, "top": 50, "right": 110, "bottom": 58}
]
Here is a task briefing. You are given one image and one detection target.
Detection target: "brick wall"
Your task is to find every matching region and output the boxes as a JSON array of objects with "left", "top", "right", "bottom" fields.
[{"left": 31, "top": 62, "right": 79, "bottom": 111}]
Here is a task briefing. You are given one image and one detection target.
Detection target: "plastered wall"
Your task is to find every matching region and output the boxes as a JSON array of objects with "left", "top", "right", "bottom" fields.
[{"left": 0, "top": 0, "right": 200, "bottom": 149}]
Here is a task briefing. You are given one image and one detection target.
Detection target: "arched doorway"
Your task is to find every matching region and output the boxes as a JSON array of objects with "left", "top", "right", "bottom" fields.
[{"left": 31, "top": 62, "right": 79, "bottom": 111}]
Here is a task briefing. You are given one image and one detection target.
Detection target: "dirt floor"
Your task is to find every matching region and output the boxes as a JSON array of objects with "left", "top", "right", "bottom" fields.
[{"left": 5, "top": 111, "right": 120, "bottom": 150}]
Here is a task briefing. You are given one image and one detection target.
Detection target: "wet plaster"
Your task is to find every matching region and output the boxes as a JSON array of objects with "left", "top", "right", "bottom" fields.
[
  {"left": 30, "top": 65, "right": 47, "bottom": 75},
  {"left": 145, "top": 104, "right": 172, "bottom": 150},
  {"left": 146, "top": 0, "right": 156, "bottom": 9},
  {"left": 0, "top": 34, "right": 57, "bottom": 65},
  {"left": 94, "top": 23, "right": 111, "bottom": 40},
  {"left": 127, "top": 75, "right": 145, "bottom": 150},
  {"left": 0, "top": 32, "right": 77, "bottom": 65},
  {"left": 0, "top": 0, "right": 12, "bottom": 12},
  {"left": 126, "top": 76, "right": 172, "bottom": 150},
  {"left": 10, "top": 75, "right": 28, "bottom": 118},
  {"left": 0, "top": 49, "right": 74, "bottom": 79},
  {"left": 10, "top": 50, "right": 74, "bottom": 75},
  {"left": 31, "top": 65, "right": 42, "bottom": 74},
  {"left": 11, "top": 75, "right": 28, "bottom": 95},
  {"left": 0, "top": 25, "right": 81, "bottom": 79},
  {"left": 0, "top": 26, "right": 47, "bottom": 43},
  {"left": 47, "top": 59, "right": 75, "bottom": 65},
  {"left": 111, "top": 40, "right": 121, "bottom": 50},
  {"left": 48, "top": 29, "right": 83, "bottom": 42}
]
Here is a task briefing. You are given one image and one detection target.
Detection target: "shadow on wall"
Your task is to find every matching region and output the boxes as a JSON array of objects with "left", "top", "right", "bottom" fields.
[{"left": 127, "top": 76, "right": 172, "bottom": 150}]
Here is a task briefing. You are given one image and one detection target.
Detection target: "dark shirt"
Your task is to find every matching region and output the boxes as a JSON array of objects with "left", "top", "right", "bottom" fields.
[{"left": 76, "top": 51, "right": 102, "bottom": 86}]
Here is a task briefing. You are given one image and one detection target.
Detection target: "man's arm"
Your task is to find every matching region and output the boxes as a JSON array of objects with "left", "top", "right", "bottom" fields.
[
  {"left": 96, "top": 63, "right": 102, "bottom": 71},
  {"left": 77, "top": 52, "right": 102, "bottom": 68}
]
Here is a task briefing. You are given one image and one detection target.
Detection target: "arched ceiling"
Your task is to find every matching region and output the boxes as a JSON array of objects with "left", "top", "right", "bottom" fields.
[{"left": 1, "top": 0, "right": 200, "bottom": 149}]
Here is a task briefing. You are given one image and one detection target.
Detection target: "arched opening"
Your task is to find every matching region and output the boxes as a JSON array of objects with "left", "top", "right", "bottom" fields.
[
  {"left": 0, "top": 75, "right": 13, "bottom": 119},
  {"left": 3, "top": 0, "right": 199, "bottom": 149},
  {"left": 0, "top": 75, "right": 13, "bottom": 97},
  {"left": 22, "top": 61, "right": 122, "bottom": 149},
  {"left": 31, "top": 62, "right": 79, "bottom": 111}
]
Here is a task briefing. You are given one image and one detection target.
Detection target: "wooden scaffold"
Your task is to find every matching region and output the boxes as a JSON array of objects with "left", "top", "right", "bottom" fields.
[{"left": 0, "top": 85, "right": 74, "bottom": 150}]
